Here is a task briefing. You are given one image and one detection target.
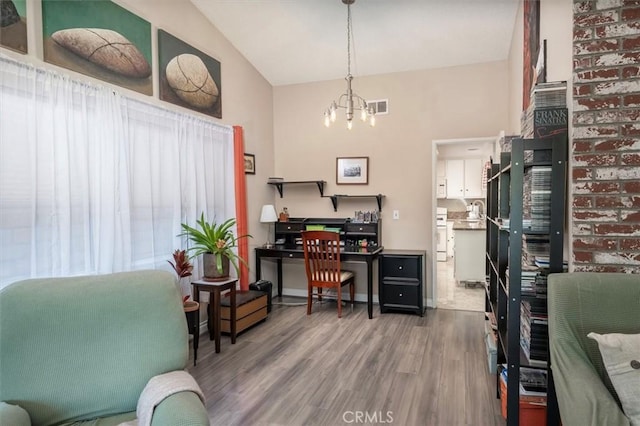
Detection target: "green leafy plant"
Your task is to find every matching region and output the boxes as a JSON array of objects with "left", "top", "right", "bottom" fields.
[{"left": 179, "top": 213, "right": 252, "bottom": 275}]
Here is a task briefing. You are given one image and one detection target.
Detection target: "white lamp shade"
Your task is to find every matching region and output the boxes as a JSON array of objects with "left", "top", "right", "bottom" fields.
[{"left": 260, "top": 205, "right": 278, "bottom": 223}]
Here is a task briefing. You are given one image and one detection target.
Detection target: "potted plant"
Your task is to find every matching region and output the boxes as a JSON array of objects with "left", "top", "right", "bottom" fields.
[
  {"left": 179, "top": 213, "right": 252, "bottom": 281},
  {"left": 168, "top": 249, "right": 196, "bottom": 306}
]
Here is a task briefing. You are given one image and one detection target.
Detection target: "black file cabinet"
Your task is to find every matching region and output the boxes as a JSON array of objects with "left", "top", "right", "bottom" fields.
[{"left": 379, "top": 250, "right": 426, "bottom": 316}]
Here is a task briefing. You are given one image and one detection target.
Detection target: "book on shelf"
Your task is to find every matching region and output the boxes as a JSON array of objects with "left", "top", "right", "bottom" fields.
[{"left": 534, "top": 107, "right": 568, "bottom": 139}]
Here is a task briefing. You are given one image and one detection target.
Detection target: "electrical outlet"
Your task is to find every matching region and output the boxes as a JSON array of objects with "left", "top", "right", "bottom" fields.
[{"left": 393, "top": 210, "right": 400, "bottom": 220}]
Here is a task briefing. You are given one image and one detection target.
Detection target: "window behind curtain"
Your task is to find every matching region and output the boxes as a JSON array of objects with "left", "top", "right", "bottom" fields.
[{"left": 0, "top": 55, "right": 235, "bottom": 290}]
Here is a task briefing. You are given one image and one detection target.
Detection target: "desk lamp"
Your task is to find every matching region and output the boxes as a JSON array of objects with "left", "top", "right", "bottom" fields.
[{"left": 260, "top": 204, "right": 278, "bottom": 248}]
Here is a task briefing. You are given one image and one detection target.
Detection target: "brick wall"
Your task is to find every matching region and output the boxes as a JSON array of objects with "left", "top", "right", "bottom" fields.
[{"left": 572, "top": 0, "right": 640, "bottom": 273}]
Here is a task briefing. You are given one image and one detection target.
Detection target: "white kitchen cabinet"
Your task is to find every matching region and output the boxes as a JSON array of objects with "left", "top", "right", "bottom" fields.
[
  {"left": 445, "top": 159, "right": 464, "bottom": 198},
  {"left": 436, "top": 160, "right": 447, "bottom": 198},
  {"left": 445, "top": 158, "right": 484, "bottom": 199},
  {"left": 463, "top": 158, "right": 483, "bottom": 198},
  {"left": 437, "top": 178, "right": 447, "bottom": 198}
]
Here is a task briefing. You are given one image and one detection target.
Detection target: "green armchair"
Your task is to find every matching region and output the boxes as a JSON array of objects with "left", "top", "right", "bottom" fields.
[
  {"left": 548, "top": 272, "right": 640, "bottom": 426},
  {"left": 0, "top": 270, "right": 210, "bottom": 426}
]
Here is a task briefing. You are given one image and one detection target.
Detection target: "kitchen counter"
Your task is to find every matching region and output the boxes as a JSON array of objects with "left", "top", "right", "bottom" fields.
[{"left": 452, "top": 219, "right": 486, "bottom": 231}]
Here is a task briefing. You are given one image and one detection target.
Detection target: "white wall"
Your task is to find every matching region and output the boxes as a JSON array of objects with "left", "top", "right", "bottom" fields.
[
  {"left": 5, "top": 0, "right": 575, "bottom": 301},
  {"left": 272, "top": 61, "right": 510, "bottom": 302}
]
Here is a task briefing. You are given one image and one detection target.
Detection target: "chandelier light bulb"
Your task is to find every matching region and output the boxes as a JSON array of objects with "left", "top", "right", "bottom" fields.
[
  {"left": 324, "top": 111, "right": 331, "bottom": 127},
  {"left": 369, "top": 115, "right": 376, "bottom": 127},
  {"left": 347, "top": 120, "right": 353, "bottom": 130},
  {"left": 360, "top": 108, "right": 367, "bottom": 121}
]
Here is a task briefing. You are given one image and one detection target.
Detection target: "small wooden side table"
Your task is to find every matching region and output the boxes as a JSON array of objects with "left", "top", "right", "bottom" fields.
[
  {"left": 191, "top": 278, "right": 237, "bottom": 354},
  {"left": 183, "top": 301, "right": 200, "bottom": 365}
]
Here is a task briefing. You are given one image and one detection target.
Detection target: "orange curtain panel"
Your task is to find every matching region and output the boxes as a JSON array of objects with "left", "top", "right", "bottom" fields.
[{"left": 233, "top": 126, "right": 249, "bottom": 291}]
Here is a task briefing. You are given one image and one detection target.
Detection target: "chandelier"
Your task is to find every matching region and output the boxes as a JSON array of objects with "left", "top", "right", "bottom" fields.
[{"left": 324, "top": 0, "right": 375, "bottom": 130}]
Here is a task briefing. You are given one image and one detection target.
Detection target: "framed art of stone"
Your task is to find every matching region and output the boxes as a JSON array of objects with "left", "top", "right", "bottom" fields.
[
  {"left": 336, "top": 157, "right": 368, "bottom": 185},
  {"left": 1, "top": 0, "right": 28, "bottom": 53},
  {"left": 42, "top": 0, "right": 152, "bottom": 95},
  {"left": 158, "top": 29, "right": 222, "bottom": 119}
]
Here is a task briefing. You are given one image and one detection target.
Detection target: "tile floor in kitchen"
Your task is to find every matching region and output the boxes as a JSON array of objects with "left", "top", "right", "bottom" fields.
[{"left": 436, "top": 257, "right": 485, "bottom": 312}]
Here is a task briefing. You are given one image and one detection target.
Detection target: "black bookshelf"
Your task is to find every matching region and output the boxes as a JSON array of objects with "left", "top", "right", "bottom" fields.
[{"left": 485, "top": 135, "right": 567, "bottom": 426}]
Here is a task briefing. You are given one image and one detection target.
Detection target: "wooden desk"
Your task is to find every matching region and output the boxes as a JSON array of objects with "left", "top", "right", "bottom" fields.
[
  {"left": 254, "top": 245, "right": 383, "bottom": 319},
  {"left": 191, "top": 278, "right": 237, "bottom": 353}
]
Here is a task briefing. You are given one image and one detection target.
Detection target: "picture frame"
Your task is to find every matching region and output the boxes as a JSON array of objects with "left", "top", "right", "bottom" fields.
[
  {"left": 158, "top": 29, "right": 222, "bottom": 118},
  {"left": 42, "top": 0, "right": 152, "bottom": 95},
  {"left": 244, "top": 153, "right": 255, "bottom": 175},
  {"left": 1, "top": 0, "right": 28, "bottom": 54},
  {"left": 336, "top": 157, "right": 368, "bottom": 185}
]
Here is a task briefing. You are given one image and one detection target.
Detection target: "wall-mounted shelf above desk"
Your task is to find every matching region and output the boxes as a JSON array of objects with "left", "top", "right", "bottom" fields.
[
  {"left": 267, "top": 180, "right": 326, "bottom": 198},
  {"left": 328, "top": 194, "right": 385, "bottom": 212}
]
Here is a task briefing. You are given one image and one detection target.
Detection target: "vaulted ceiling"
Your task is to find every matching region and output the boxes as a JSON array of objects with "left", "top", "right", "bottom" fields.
[{"left": 191, "top": 0, "right": 521, "bottom": 86}]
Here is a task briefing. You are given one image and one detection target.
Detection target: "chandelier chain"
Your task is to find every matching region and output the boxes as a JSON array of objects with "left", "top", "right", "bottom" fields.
[{"left": 346, "top": 2, "right": 351, "bottom": 76}]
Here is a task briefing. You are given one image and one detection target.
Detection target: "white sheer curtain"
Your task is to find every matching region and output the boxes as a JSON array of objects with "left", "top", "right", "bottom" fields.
[{"left": 0, "top": 54, "right": 235, "bottom": 290}]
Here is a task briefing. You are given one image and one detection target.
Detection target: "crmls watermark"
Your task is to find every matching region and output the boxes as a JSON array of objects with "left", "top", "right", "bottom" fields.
[{"left": 342, "top": 411, "right": 394, "bottom": 424}]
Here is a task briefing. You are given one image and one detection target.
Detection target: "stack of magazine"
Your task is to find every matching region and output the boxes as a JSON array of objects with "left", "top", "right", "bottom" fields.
[
  {"left": 521, "top": 80, "right": 568, "bottom": 142},
  {"left": 521, "top": 298, "right": 549, "bottom": 366},
  {"left": 522, "top": 235, "right": 550, "bottom": 267},
  {"left": 531, "top": 81, "right": 567, "bottom": 109},
  {"left": 523, "top": 166, "right": 552, "bottom": 232},
  {"left": 500, "top": 365, "right": 548, "bottom": 403}
]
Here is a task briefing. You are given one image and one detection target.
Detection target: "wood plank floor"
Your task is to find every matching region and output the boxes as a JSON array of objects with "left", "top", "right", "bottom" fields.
[{"left": 188, "top": 300, "right": 503, "bottom": 426}]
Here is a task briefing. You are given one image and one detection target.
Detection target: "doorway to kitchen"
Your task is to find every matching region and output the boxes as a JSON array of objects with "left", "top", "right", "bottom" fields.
[{"left": 431, "top": 135, "right": 499, "bottom": 312}]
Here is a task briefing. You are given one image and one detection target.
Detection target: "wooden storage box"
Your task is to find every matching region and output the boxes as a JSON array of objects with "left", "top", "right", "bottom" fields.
[{"left": 221, "top": 290, "right": 267, "bottom": 334}]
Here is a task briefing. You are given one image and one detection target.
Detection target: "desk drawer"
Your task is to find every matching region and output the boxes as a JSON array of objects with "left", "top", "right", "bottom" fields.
[
  {"left": 276, "top": 222, "right": 304, "bottom": 233},
  {"left": 345, "top": 223, "right": 378, "bottom": 235},
  {"left": 381, "top": 255, "right": 420, "bottom": 279},
  {"left": 282, "top": 251, "right": 304, "bottom": 259},
  {"left": 381, "top": 281, "right": 419, "bottom": 308}
]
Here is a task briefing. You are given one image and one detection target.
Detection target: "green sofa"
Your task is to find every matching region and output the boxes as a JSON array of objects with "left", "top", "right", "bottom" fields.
[
  {"left": 548, "top": 272, "right": 640, "bottom": 426},
  {"left": 0, "top": 270, "right": 210, "bottom": 426}
]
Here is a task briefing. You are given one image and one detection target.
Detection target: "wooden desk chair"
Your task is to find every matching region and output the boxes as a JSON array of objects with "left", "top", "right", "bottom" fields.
[{"left": 301, "top": 230, "right": 355, "bottom": 318}]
